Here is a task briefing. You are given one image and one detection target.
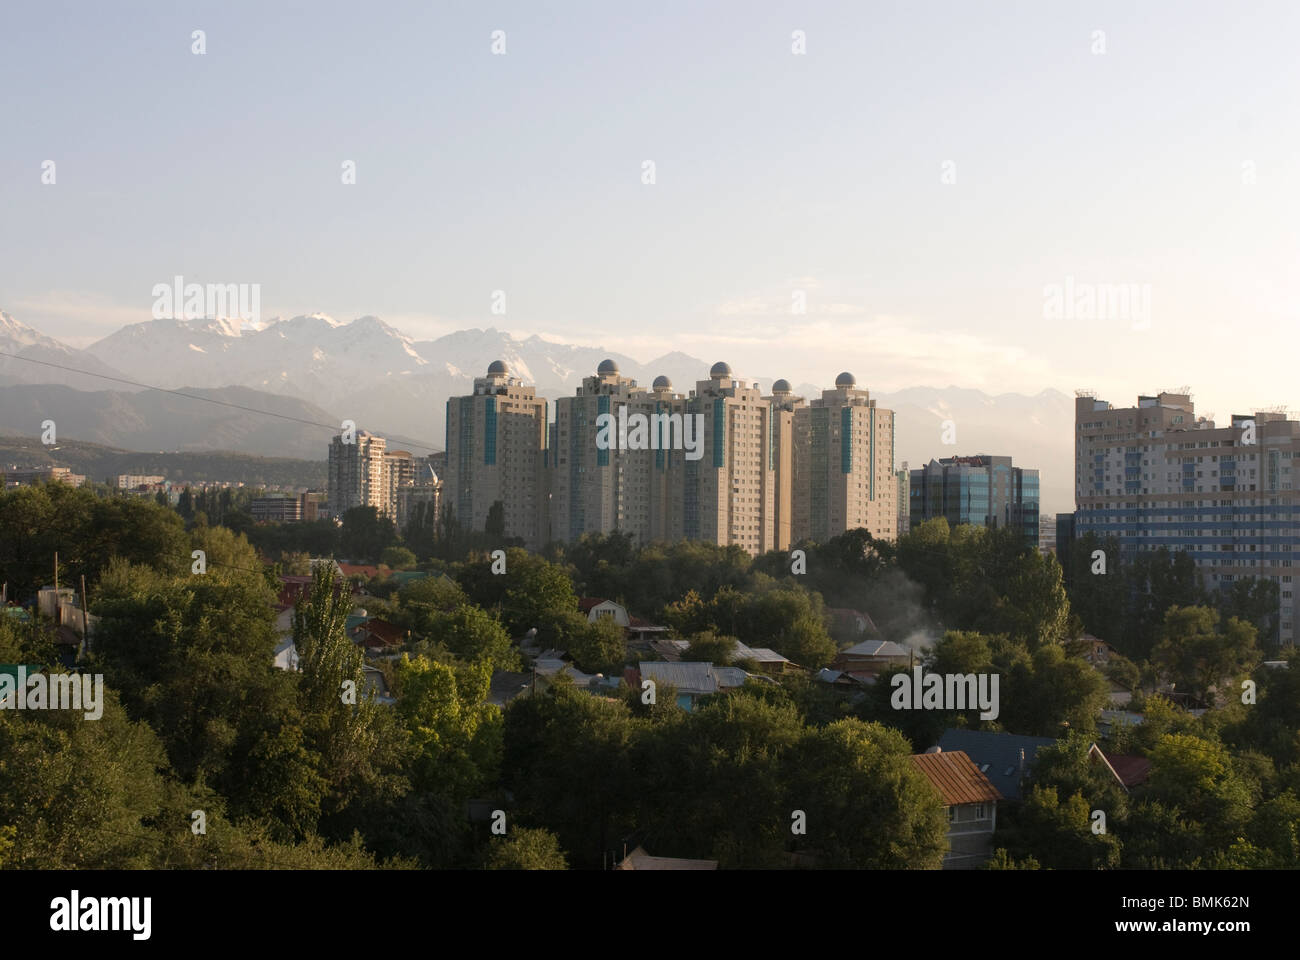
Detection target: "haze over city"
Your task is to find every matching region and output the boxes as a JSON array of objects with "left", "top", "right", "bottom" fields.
[{"left": 3, "top": 0, "right": 1298, "bottom": 424}]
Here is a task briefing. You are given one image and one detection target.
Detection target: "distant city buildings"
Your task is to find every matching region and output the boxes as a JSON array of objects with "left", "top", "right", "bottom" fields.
[
  {"left": 1075, "top": 389, "right": 1300, "bottom": 646},
  {"left": 434, "top": 360, "right": 900, "bottom": 557},
  {"left": 1, "top": 466, "right": 85, "bottom": 488},
  {"left": 250, "top": 492, "right": 326, "bottom": 524},
  {"left": 1039, "top": 513, "right": 1057, "bottom": 555},
  {"left": 327, "top": 430, "right": 389, "bottom": 520},
  {"left": 116, "top": 474, "right": 165, "bottom": 489},
  {"left": 909, "top": 455, "right": 1040, "bottom": 547},
  {"left": 896, "top": 462, "right": 911, "bottom": 538}
]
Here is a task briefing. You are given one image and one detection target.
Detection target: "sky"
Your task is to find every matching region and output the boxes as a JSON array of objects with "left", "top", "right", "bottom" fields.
[{"left": 2, "top": 0, "right": 1299, "bottom": 419}]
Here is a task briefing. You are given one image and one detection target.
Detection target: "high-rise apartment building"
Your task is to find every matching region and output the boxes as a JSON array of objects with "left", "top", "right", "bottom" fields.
[
  {"left": 552, "top": 359, "right": 657, "bottom": 544},
  {"left": 679, "top": 362, "right": 776, "bottom": 555},
  {"left": 444, "top": 361, "right": 548, "bottom": 547},
  {"left": 327, "top": 430, "right": 388, "bottom": 519},
  {"left": 764, "top": 379, "right": 806, "bottom": 552},
  {"left": 896, "top": 461, "right": 911, "bottom": 538},
  {"left": 909, "top": 455, "right": 1040, "bottom": 547},
  {"left": 1075, "top": 390, "right": 1300, "bottom": 646},
  {"left": 792, "top": 373, "right": 896, "bottom": 545}
]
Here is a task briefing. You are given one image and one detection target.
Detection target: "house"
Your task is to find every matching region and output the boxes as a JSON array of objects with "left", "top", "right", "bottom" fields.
[
  {"left": 488, "top": 670, "right": 533, "bottom": 708},
  {"left": 1073, "top": 633, "right": 1116, "bottom": 665},
  {"left": 1103, "top": 753, "right": 1152, "bottom": 789},
  {"left": 636, "top": 661, "right": 720, "bottom": 710},
  {"left": 826, "top": 607, "right": 878, "bottom": 640},
  {"left": 936, "top": 728, "right": 1131, "bottom": 800},
  {"left": 579, "top": 598, "right": 629, "bottom": 627},
  {"left": 934, "top": 729, "right": 1057, "bottom": 802},
  {"left": 732, "top": 641, "right": 796, "bottom": 673},
  {"left": 362, "top": 664, "right": 395, "bottom": 705},
  {"left": 273, "top": 638, "right": 300, "bottom": 672},
  {"left": 626, "top": 615, "right": 669, "bottom": 645},
  {"left": 339, "top": 563, "right": 389, "bottom": 582},
  {"left": 1098, "top": 709, "right": 1144, "bottom": 738},
  {"left": 911, "top": 749, "right": 1003, "bottom": 869},
  {"left": 351, "top": 618, "right": 406, "bottom": 651},
  {"left": 832, "top": 639, "right": 911, "bottom": 674},
  {"left": 615, "top": 845, "right": 717, "bottom": 870},
  {"left": 579, "top": 598, "right": 668, "bottom": 645}
]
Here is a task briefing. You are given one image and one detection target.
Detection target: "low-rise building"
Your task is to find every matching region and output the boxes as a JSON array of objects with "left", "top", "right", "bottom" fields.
[{"left": 910, "top": 749, "right": 1003, "bottom": 869}]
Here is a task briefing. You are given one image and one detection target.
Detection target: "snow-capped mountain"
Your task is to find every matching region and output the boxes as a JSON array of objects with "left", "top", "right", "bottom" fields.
[
  {"left": 3, "top": 311, "right": 1078, "bottom": 512},
  {"left": 0, "top": 311, "right": 130, "bottom": 391}
]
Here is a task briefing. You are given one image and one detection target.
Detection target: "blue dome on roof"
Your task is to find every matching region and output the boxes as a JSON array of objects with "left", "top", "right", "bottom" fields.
[
  {"left": 710, "top": 361, "right": 732, "bottom": 379},
  {"left": 597, "top": 358, "right": 619, "bottom": 375},
  {"left": 487, "top": 360, "right": 508, "bottom": 375}
]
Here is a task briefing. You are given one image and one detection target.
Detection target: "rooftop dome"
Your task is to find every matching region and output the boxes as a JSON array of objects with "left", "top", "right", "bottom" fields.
[
  {"left": 710, "top": 361, "right": 732, "bottom": 379},
  {"left": 597, "top": 358, "right": 619, "bottom": 375},
  {"left": 652, "top": 375, "right": 672, "bottom": 389},
  {"left": 835, "top": 371, "right": 856, "bottom": 387},
  {"left": 772, "top": 378, "right": 792, "bottom": 393},
  {"left": 487, "top": 360, "right": 508, "bottom": 375}
]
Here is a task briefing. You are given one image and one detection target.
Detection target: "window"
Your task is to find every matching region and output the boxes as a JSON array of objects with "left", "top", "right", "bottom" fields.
[
  {"left": 947, "top": 806, "right": 956, "bottom": 824},
  {"left": 975, "top": 804, "right": 987, "bottom": 820}
]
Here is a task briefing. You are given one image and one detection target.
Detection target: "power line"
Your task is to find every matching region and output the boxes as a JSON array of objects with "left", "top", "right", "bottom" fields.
[{"left": 0, "top": 349, "right": 442, "bottom": 455}]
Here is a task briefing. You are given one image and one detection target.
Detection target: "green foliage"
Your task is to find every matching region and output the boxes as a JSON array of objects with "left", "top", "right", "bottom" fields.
[
  {"left": 678, "top": 630, "right": 737, "bottom": 666},
  {"left": 567, "top": 614, "right": 628, "bottom": 675},
  {"left": 1152, "top": 605, "right": 1260, "bottom": 706},
  {"left": 340, "top": 506, "right": 398, "bottom": 563},
  {"left": 484, "top": 827, "right": 568, "bottom": 870},
  {"left": 380, "top": 546, "right": 418, "bottom": 569},
  {"left": 785, "top": 719, "right": 949, "bottom": 869}
]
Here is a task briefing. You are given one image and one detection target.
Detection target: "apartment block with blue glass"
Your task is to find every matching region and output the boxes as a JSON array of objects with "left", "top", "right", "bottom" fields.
[
  {"left": 443, "top": 360, "right": 549, "bottom": 548},
  {"left": 1074, "top": 390, "right": 1300, "bottom": 647},
  {"left": 909, "top": 455, "right": 1040, "bottom": 547},
  {"left": 792, "top": 373, "right": 897, "bottom": 546}
]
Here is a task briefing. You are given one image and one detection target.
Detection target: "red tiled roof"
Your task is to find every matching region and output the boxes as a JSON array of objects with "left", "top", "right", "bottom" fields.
[
  {"left": 1104, "top": 754, "right": 1152, "bottom": 788},
  {"left": 910, "top": 750, "right": 1003, "bottom": 805},
  {"left": 339, "top": 564, "right": 387, "bottom": 579},
  {"left": 578, "top": 597, "right": 607, "bottom": 613},
  {"left": 356, "top": 618, "right": 404, "bottom": 647}
]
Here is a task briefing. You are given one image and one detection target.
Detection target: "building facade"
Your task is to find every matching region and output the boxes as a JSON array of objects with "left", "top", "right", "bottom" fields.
[
  {"left": 909, "top": 455, "right": 1040, "bottom": 547},
  {"left": 792, "top": 372, "right": 897, "bottom": 545},
  {"left": 1075, "top": 390, "right": 1300, "bottom": 647},
  {"left": 444, "top": 361, "right": 548, "bottom": 548},
  {"left": 327, "top": 430, "right": 389, "bottom": 520}
]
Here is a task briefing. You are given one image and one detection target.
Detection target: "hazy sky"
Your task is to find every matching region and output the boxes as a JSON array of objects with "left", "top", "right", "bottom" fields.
[{"left": 3, "top": 0, "right": 1298, "bottom": 419}]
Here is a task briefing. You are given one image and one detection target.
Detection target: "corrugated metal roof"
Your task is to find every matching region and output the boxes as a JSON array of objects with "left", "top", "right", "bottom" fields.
[
  {"left": 910, "top": 750, "right": 1003, "bottom": 805},
  {"left": 638, "top": 661, "right": 718, "bottom": 695},
  {"left": 840, "top": 639, "right": 910, "bottom": 658}
]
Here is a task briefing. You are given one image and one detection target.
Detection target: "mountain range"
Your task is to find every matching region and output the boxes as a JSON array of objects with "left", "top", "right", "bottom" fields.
[{"left": 0, "top": 311, "right": 1076, "bottom": 513}]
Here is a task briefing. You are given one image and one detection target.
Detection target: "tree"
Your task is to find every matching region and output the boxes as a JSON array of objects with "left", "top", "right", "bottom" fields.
[
  {"left": 678, "top": 630, "right": 737, "bottom": 666},
  {"left": 1153, "top": 605, "right": 1260, "bottom": 706},
  {"left": 999, "top": 784, "right": 1121, "bottom": 869},
  {"left": 484, "top": 827, "right": 568, "bottom": 869},
  {"left": 785, "top": 718, "right": 948, "bottom": 868},
  {"left": 485, "top": 501, "right": 506, "bottom": 539},
  {"left": 392, "top": 654, "right": 502, "bottom": 805},
  {"left": 340, "top": 505, "right": 397, "bottom": 562},
  {"left": 1147, "top": 732, "right": 1253, "bottom": 842},
  {"left": 427, "top": 605, "right": 519, "bottom": 669},
  {"left": 294, "top": 565, "right": 408, "bottom": 824},
  {"left": 380, "top": 546, "right": 418, "bottom": 570},
  {"left": 567, "top": 614, "right": 628, "bottom": 675}
]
